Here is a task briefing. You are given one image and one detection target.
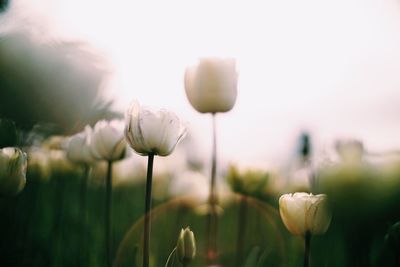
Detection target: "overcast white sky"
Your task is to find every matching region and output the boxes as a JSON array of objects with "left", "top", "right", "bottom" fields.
[{"left": 2, "top": 0, "right": 400, "bottom": 167}]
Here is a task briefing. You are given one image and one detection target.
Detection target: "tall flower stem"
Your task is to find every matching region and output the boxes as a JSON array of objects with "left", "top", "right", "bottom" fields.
[
  {"left": 79, "top": 164, "right": 90, "bottom": 267},
  {"left": 206, "top": 114, "right": 218, "bottom": 264},
  {"left": 105, "top": 161, "right": 113, "bottom": 267},
  {"left": 143, "top": 153, "right": 155, "bottom": 267},
  {"left": 303, "top": 231, "right": 311, "bottom": 267},
  {"left": 235, "top": 195, "right": 248, "bottom": 267}
]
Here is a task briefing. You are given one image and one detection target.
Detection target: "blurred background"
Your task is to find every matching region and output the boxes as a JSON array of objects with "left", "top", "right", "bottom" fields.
[
  {"left": 2, "top": 0, "right": 400, "bottom": 165},
  {"left": 1, "top": 0, "right": 400, "bottom": 267}
]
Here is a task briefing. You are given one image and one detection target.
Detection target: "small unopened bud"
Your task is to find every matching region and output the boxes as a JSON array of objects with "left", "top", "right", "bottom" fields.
[{"left": 177, "top": 227, "right": 196, "bottom": 266}]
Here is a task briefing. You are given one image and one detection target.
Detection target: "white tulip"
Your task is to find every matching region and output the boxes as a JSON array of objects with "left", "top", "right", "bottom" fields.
[
  {"left": 124, "top": 101, "right": 186, "bottom": 157},
  {"left": 279, "top": 192, "right": 332, "bottom": 236},
  {"left": 184, "top": 58, "right": 238, "bottom": 113},
  {"left": 65, "top": 126, "right": 95, "bottom": 164},
  {"left": 0, "top": 147, "right": 27, "bottom": 196},
  {"left": 89, "top": 120, "right": 126, "bottom": 161}
]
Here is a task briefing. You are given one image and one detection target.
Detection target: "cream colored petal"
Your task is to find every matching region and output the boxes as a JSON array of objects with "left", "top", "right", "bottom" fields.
[
  {"left": 279, "top": 194, "right": 307, "bottom": 235},
  {"left": 139, "top": 109, "right": 165, "bottom": 154},
  {"left": 125, "top": 101, "right": 150, "bottom": 155},
  {"left": 184, "top": 65, "right": 202, "bottom": 112},
  {"left": 308, "top": 195, "right": 332, "bottom": 235},
  {"left": 89, "top": 120, "right": 121, "bottom": 160},
  {"left": 156, "top": 110, "right": 186, "bottom": 156},
  {"left": 184, "top": 58, "right": 238, "bottom": 113},
  {"left": 0, "top": 148, "right": 27, "bottom": 196}
]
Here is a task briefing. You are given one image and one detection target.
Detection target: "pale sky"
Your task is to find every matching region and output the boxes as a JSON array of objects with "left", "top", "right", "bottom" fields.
[{"left": 2, "top": 0, "right": 400, "bottom": 167}]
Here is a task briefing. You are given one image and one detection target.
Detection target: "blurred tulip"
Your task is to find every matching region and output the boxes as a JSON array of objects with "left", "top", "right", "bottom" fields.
[
  {"left": 279, "top": 192, "right": 332, "bottom": 236},
  {"left": 124, "top": 101, "right": 186, "bottom": 157},
  {"left": 335, "top": 139, "right": 364, "bottom": 164},
  {"left": 89, "top": 120, "right": 126, "bottom": 161},
  {"left": 177, "top": 227, "right": 196, "bottom": 266},
  {"left": 184, "top": 58, "right": 238, "bottom": 113},
  {"left": 0, "top": 33, "right": 112, "bottom": 133},
  {"left": 27, "top": 148, "right": 51, "bottom": 181},
  {"left": 227, "top": 165, "right": 270, "bottom": 197},
  {"left": 42, "top": 135, "right": 67, "bottom": 151},
  {"left": 89, "top": 120, "right": 126, "bottom": 267},
  {"left": 66, "top": 126, "right": 95, "bottom": 164},
  {"left": 0, "top": 147, "right": 27, "bottom": 196}
]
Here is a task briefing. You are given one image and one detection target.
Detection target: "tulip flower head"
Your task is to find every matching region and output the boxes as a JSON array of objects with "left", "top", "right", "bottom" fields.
[
  {"left": 0, "top": 147, "right": 27, "bottom": 196},
  {"left": 124, "top": 101, "right": 186, "bottom": 157},
  {"left": 335, "top": 139, "right": 364, "bottom": 164},
  {"left": 89, "top": 120, "right": 126, "bottom": 161},
  {"left": 66, "top": 126, "right": 95, "bottom": 164},
  {"left": 279, "top": 192, "right": 332, "bottom": 236},
  {"left": 177, "top": 227, "right": 196, "bottom": 266},
  {"left": 185, "top": 57, "right": 238, "bottom": 113}
]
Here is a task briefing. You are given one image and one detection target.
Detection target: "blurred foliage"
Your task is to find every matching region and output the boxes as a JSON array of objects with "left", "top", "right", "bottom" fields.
[
  {"left": 0, "top": 0, "right": 8, "bottom": 12},
  {"left": 226, "top": 165, "right": 271, "bottom": 200},
  {"left": 318, "top": 161, "right": 400, "bottom": 267},
  {"left": 243, "top": 246, "right": 268, "bottom": 267},
  {"left": 0, "top": 33, "right": 118, "bottom": 135},
  {"left": 379, "top": 221, "right": 400, "bottom": 266},
  {"left": 1, "top": 144, "right": 400, "bottom": 266},
  {"left": 0, "top": 118, "right": 17, "bottom": 148}
]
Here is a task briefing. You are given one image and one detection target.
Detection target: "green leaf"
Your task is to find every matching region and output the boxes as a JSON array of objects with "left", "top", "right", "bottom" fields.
[
  {"left": 244, "top": 246, "right": 261, "bottom": 267},
  {"left": 256, "top": 248, "right": 270, "bottom": 267}
]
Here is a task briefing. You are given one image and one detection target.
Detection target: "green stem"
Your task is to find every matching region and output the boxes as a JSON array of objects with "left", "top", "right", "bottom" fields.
[
  {"left": 143, "top": 153, "right": 155, "bottom": 267},
  {"left": 164, "top": 247, "right": 177, "bottom": 267},
  {"left": 206, "top": 114, "right": 218, "bottom": 264},
  {"left": 106, "top": 161, "right": 113, "bottom": 267},
  {"left": 79, "top": 164, "right": 90, "bottom": 267},
  {"left": 303, "top": 231, "right": 311, "bottom": 267}
]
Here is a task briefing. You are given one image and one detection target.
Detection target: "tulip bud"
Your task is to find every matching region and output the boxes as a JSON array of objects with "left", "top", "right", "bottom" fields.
[
  {"left": 89, "top": 120, "right": 126, "bottom": 161},
  {"left": 177, "top": 227, "right": 196, "bottom": 266},
  {"left": 0, "top": 147, "right": 27, "bottom": 196},
  {"left": 66, "top": 126, "right": 96, "bottom": 164},
  {"left": 279, "top": 192, "right": 332, "bottom": 236},
  {"left": 184, "top": 58, "right": 238, "bottom": 113},
  {"left": 124, "top": 101, "right": 186, "bottom": 157}
]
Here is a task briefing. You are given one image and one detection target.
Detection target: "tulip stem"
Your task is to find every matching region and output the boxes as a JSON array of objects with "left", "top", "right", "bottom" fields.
[
  {"left": 105, "top": 161, "right": 113, "bottom": 267},
  {"left": 79, "top": 164, "right": 90, "bottom": 267},
  {"left": 164, "top": 246, "right": 177, "bottom": 267},
  {"left": 206, "top": 113, "right": 218, "bottom": 264},
  {"left": 304, "top": 231, "right": 311, "bottom": 267},
  {"left": 143, "top": 153, "right": 155, "bottom": 267}
]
